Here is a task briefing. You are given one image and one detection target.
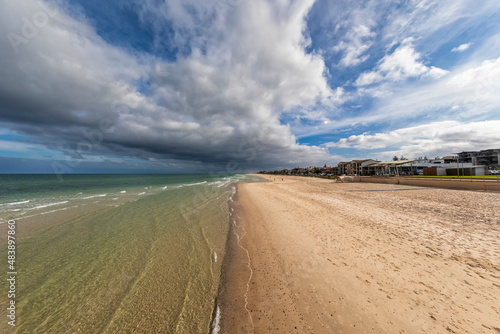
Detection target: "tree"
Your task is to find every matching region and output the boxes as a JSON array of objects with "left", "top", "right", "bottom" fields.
[{"left": 393, "top": 155, "right": 399, "bottom": 161}]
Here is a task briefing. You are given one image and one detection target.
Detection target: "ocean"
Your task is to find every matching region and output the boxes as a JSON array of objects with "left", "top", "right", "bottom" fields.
[{"left": 0, "top": 174, "right": 261, "bottom": 333}]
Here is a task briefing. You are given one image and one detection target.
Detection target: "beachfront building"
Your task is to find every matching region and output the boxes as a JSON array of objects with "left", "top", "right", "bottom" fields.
[
  {"left": 375, "top": 160, "right": 478, "bottom": 176},
  {"left": 372, "top": 160, "right": 417, "bottom": 175},
  {"left": 336, "top": 159, "right": 380, "bottom": 175},
  {"left": 347, "top": 159, "right": 372, "bottom": 175},
  {"left": 424, "top": 165, "right": 487, "bottom": 176},
  {"left": 332, "top": 156, "right": 485, "bottom": 176},
  {"left": 358, "top": 159, "right": 380, "bottom": 175},
  {"left": 456, "top": 149, "right": 500, "bottom": 167},
  {"left": 443, "top": 156, "right": 458, "bottom": 163},
  {"left": 348, "top": 160, "right": 364, "bottom": 175},
  {"left": 338, "top": 162, "right": 350, "bottom": 175}
]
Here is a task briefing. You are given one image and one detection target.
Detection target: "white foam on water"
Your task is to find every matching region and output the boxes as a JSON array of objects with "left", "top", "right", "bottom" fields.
[
  {"left": 182, "top": 181, "right": 208, "bottom": 187},
  {"left": 119, "top": 191, "right": 126, "bottom": 194},
  {"left": 81, "top": 194, "right": 107, "bottom": 200},
  {"left": 211, "top": 305, "right": 221, "bottom": 334},
  {"left": 138, "top": 192, "right": 146, "bottom": 195},
  {"left": 162, "top": 186, "right": 168, "bottom": 190},
  {"left": 28, "top": 201, "right": 69, "bottom": 210},
  {"left": 1, "top": 200, "right": 30, "bottom": 206}
]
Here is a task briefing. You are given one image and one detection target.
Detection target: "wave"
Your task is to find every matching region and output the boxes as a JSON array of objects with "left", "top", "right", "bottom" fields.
[
  {"left": 207, "top": 181, "right": 230, "bottom": 188},
  {"left": 180, "top": 181, "right": 208, "bottom": 187},
  {"left": 28, "top": 201, "right": 69, "bottom": 210},
  {"left": 81, "top": 194, "right": 107, "bottom": 200},
  {"left": 0, "top": 200, "right": 30, "bottom": 206}
]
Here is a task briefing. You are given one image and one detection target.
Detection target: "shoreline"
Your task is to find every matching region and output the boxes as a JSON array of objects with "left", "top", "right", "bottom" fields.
[
  {"left": 216, "top": 185, "right": 255, "bottom": 333},
  {"left": 210, "top": 183, "right": 240, "bottom": 334},
  {"left": 218, "top": 174, "right": 500, "bottom": 333}
]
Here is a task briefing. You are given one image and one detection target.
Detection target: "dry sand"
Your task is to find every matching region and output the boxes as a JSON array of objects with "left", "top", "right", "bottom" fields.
[{"left": 219, "top": 175, "right": 500, "bottom": 333}]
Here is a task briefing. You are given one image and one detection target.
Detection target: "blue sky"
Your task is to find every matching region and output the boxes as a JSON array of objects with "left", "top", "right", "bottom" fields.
[{"left": 1, "top": 0, "right": 500, "bottom": 173}]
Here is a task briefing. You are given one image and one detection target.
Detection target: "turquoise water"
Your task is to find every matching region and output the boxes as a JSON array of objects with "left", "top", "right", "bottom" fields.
[
  {"left": 0, "top": 174, "right": 239, "bottom": 222},
  {"left": 0, "top": 174, "right": 261, "bottom": 333}
]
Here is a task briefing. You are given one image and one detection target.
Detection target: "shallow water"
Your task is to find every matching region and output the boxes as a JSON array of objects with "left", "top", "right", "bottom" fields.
[{"left": 0, "top": 174, "right": 261, "bottom": 333}]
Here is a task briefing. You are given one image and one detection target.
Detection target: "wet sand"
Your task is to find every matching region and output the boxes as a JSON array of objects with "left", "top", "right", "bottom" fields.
[{"left": 219, "top": 175, "right": 500, "bottom": 333}]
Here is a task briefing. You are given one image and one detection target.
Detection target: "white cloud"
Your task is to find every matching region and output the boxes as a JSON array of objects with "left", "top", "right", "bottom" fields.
[
  {"left": 0, "top": 140, "right": 37, "bottom": 151},
  {"left": 451, "top": 42, "right": 472, "bottom": 52},
  {"left": 382, "top": 1, "right": 500, "bottom": 54},
  {"left": 355, "top": 43, "right": 448, "bottom": 86},
  {"left": 354, "top": 71, "right": 383, "bottom": 86},
  {"left": 325, "top": 120, "right": 500, "bottom": 159},
  {"left": 299, "top": 55, "right": 500, "bottom": 140},
  {"left": 379, "top": 44, "right": 429, "bottom": 79},
  {"left": 333, "top": 24, "right": 375, "bottom": 67}
]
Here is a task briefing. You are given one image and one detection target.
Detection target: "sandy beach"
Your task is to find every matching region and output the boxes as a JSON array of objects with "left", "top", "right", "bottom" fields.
[{"left": 219, "top": 175, "right": 500, "bottom": 333}]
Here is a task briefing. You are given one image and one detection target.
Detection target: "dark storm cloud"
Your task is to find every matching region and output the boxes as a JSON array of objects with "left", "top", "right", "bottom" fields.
[{"left": 0, "top": 0, "right": 339, "bottom": 172}]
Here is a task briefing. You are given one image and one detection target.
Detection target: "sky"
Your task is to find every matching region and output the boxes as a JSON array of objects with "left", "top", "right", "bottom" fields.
[{"left": 0, "top": 0, "right": 499, "bottom": 173}]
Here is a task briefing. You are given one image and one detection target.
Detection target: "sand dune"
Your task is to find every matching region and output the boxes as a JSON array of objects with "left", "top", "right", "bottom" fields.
[{"left": 219, "top": 175, "right": 500, "bottom": 333}]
